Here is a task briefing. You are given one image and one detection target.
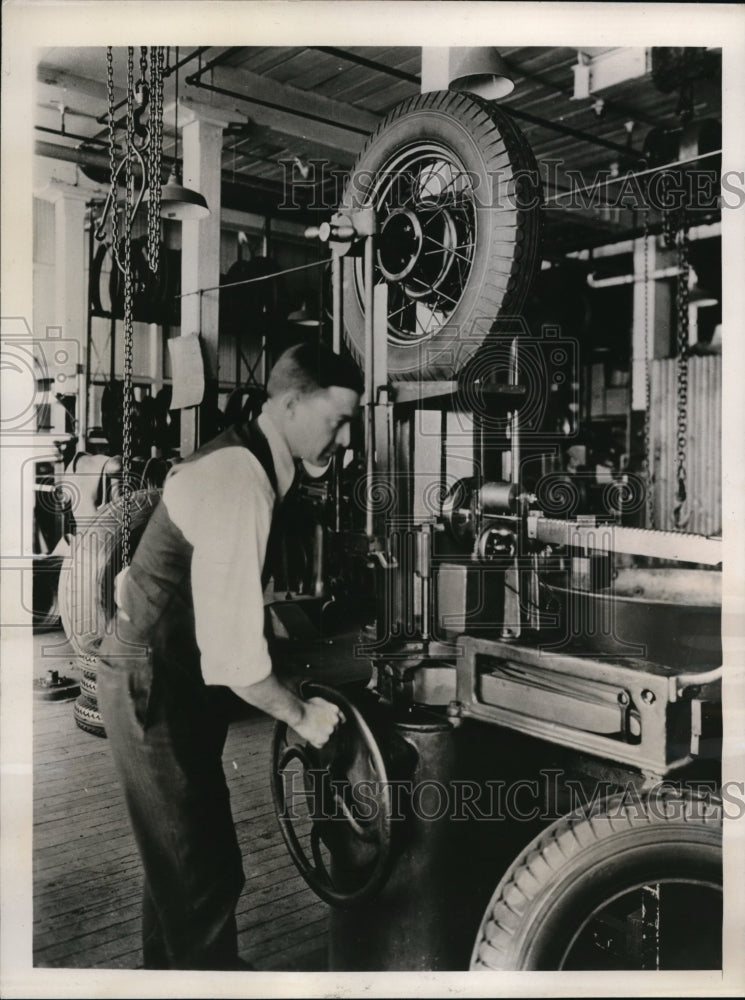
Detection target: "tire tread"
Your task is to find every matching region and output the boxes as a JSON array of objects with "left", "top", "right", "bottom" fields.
[{"left": 470, "top": 789, "right": 723, "bottom": 971}]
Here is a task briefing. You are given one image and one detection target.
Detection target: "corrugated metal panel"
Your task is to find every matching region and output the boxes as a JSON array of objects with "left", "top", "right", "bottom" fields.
[{"left": 650, "top": 355, "right": 721, "bottom": 536}]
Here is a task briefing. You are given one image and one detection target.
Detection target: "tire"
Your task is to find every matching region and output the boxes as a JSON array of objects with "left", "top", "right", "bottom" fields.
[
  {"left": 73, "top": 692, "right": 107, "bottom": 738},
  {"left": 59, "top": 489, "right": 161, "bottom": 657},
  {"left": 470, "top": 790, "right": 722, "bottom": 971},
  {"left": 341, "top": 91, "right": 542, "bottom": 380},
  {"left": 79, "top": 669, "right": 98, "bottom": 698}
]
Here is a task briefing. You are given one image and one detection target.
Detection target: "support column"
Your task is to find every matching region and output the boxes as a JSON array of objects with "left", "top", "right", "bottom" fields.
[
  {"left": 36, "top": 179, "right": 90, "bottom": 450},
  {"left": 177, "top": 100, "right": 240, "bottom": 456}
]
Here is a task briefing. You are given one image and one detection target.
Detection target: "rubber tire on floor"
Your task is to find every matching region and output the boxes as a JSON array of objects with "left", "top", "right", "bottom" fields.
[
  {"left": 59, "top": 489, "right": 161, "bottom": 657},
  {"left": 341, "top": 90, "right": 542, "bottom": 380},
  {"left": 79, "top": 669, "right": 98, "bottom": 698},
  {"left": 73, "top": 692, "right": 107, "bottom": 738},
  {"left": 470, "top": 789, "right": 722, "bottom": 971}
]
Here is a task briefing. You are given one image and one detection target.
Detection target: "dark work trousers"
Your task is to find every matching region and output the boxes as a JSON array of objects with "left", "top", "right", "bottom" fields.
[
  {"left": 96, "top": 420, "right": 280, "bottom": 969},
  {"left": 97, "top": 617, "right": 246, "bottom": 970}
]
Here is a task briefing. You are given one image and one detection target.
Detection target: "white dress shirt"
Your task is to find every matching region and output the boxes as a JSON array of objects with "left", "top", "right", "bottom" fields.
[{"left": 161, "top": 408, "right": 296, "bottom": 688}]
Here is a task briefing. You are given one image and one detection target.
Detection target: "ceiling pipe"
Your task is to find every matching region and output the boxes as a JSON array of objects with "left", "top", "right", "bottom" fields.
[
  {"left": 35, "top": 125, "right": 115, "bottom": 148},
  {"left": 501, "top": 105, "right": 647, "bottom": 161},
  {"left": 35, "top": 139, "right": 113, "bottom": 169},
  {"left": 182, "top": 47, "right": 245, "bottom": 83},
  {"left": 311, "top": 46, "right": 421, "bottom": 84},
  {"left": 34, "top": 139, "right": 329, "bottom": 222}
]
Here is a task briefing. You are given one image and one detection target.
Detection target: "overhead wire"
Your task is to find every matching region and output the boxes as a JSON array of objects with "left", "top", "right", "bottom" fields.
[{"left": 178, "top": 257, "right": 327, "bottom": 299}]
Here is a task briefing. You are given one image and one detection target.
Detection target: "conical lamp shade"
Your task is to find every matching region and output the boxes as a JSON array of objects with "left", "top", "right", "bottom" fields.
[
  {"left": 448, "top": 48, "right": 515, "bottom": 100},
  {"left": 159, "top": 167, "right": 210, "bottom": 221},
  {"left": 288, "top": 302, "right": 320, "bottom": 327}
]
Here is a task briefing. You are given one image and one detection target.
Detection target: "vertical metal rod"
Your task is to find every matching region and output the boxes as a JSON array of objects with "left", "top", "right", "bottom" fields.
[
  {"left": 312, "top": 522, "right": 325, "bottom": 598},
  {"left": 109, "top": 311, "right": 116, "bottom": 384},
  {"left": 332, "top": 252, "right": 342, "bottom": 354},
  {"left": 364, "top": 236, "right": 375, "bottom": 537},
  {"left": 509, "top": 336, "right": 520, "bottom": 489},
  {"left": 82, "top": 216, "right": 95, "bottom": 451},
  {"left": 260, "top": 216, "right": 271, "bottom": 387},
  {"left": 333, "top": 252, "right": 343, "bottom": 532},
  {"left": 419, "top": 524, "right": 432, "bottom": 640}
]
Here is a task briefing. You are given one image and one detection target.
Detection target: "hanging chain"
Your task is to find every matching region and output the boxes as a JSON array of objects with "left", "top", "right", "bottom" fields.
[
  {"left": 147, "top": 46, "right": 165, "bottom": 274},
  {"left": 105, "top": 47, "right": 121, "bottom": 272},
  {"left": 642, "top": 215, "right": 655, "bottom": 529},
  {"left": 660, "top": 170, "right": 690, "bottom": 530},
  {"left": 122, "top": 47, "right": 135, "bottom": 566},
  {"left": 673, "top": 217, "right": 690, "bottom": 529}
]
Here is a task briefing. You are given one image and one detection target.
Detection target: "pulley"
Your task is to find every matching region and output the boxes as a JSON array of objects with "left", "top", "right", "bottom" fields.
[{"left": 441, "top": 478, "right": 518, "bottom": 551}]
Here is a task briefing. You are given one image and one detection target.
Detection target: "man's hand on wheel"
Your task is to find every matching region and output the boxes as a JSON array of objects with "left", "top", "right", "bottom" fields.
[{"left": 294, "top": 696, "right": 343, "bottom": 748}]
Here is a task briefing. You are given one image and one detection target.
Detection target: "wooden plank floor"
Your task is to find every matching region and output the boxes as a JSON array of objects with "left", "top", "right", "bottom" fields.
[{"left": 33, "top": 633, "right": 335, "bottom": 971}]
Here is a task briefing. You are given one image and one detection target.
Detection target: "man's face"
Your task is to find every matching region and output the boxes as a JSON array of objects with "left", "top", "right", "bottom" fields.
[{"left": 287, "top": 385, "right": 360, "bottom": 465}]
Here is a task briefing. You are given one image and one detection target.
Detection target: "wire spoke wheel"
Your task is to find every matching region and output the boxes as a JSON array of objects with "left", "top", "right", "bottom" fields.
[
  {"left": 341, "top": 91, "right": 542, "bottom": 380},
  {"left": 363, "top": 146, "right": 477, "bottom": 345},
  {"left": 470, "top": 790, "right": 722, "bottom": 971}
]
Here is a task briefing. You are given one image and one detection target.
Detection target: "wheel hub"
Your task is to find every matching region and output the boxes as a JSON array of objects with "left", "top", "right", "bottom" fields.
[{"left": 377, "top": 206, "right": 461, "bottom": 301}]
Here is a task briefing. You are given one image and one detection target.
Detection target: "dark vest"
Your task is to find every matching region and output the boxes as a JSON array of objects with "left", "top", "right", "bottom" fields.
[{"left": 108, "top": 420, "right": 280, "bottom": 716}]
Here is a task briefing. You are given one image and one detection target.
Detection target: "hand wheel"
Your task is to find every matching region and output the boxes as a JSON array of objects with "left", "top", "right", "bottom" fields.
[{"left": 271, "top": 681, "right": 392, "bottom": 908}]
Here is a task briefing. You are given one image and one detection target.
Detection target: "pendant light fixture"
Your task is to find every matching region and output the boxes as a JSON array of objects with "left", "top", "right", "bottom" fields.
[
  {"left": 447, "top": 48, "right": 515, "bottom": 100},
  {"left": 159, "top": 47, "right": 210, "bottom": 221},
  {"left": 421, "top": 48, "right": 515, "bottom": 101}
]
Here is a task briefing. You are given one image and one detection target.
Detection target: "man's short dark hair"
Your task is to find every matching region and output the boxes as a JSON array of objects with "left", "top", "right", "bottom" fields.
[{"left": 267, "top": 343, "right": 364, "bottom": 398}]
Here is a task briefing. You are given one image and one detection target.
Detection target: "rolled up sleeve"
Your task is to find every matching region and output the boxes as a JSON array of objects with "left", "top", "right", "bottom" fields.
[{"left": 163, "top": 448, "right": 275, "bottom": 687}]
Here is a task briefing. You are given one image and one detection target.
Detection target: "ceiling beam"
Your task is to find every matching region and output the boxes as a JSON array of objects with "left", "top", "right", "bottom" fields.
[
  {"left": 221, "top": 121, "right": 357, "bottom": 173},
  {"left": 37, "top": 63, "right": 123, "bottom": 106},
  {"left": 185, "top": 63, "right": 379, "bottom": 156}
]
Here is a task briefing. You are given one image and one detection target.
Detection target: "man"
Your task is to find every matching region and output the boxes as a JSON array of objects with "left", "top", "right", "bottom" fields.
[{"left": 97, "top": 343, "right": 363, "bottom": 970}]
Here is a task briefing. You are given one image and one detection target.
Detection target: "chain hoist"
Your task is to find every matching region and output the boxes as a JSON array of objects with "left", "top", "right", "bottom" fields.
[
  {"left": 672, "top": 219, "right": 690, "bottom": 529},
  {"left": 96, "top": 47, "right": 166, "bottom": 563},
  {"left": 102, "top": 47, "right": 121, "bottom": 271},
  {"left": 95, "top": 45, "right": 165, "bottom": 266},
  {"left": 660, "top": 180, "right": 690, "bottom": 530},
  {"left": 147, "top": 45, "right": 165, "bottom": 274},
  {"left": 122, "top": 47, "right": 136, "bottom": 566}
]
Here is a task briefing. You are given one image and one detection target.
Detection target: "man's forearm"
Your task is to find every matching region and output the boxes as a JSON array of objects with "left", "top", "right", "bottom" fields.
[{"left": 230, "top": 673, "right": 305, "bottom": 728}]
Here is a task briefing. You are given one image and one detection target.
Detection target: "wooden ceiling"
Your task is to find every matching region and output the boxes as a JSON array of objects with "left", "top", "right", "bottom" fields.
[{"left": 35, "top": 45, "right": 723, "bottom": 253}]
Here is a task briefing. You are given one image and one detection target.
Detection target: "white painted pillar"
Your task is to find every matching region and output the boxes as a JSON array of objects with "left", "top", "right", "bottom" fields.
[
  {"left": 36, "top": 179, "right": 90, "bottom": 450},
  {"left": 177, "top": 100, "right": 240, "bottom": 456}
]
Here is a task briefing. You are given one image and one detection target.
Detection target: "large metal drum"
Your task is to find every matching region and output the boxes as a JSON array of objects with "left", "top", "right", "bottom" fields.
[
  {"left": 543, "top": 567, "right": 722, "bottom": 666},
  {"left": 328, "top": 709, "right": 460, "bottom": 971}
]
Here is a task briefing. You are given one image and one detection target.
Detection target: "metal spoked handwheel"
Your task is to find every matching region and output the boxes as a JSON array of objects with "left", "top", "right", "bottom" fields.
[
  {"left": 271, "top": 682, "right": 393, "bottom": 908},
  {"left": 341, "top": 90, "right": 542, "bottom": 380}
]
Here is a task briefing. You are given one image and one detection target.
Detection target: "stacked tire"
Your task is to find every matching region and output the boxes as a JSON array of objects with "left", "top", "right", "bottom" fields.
[{"left": 59, "top": 489, "right": 161, "bottom": 737}]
